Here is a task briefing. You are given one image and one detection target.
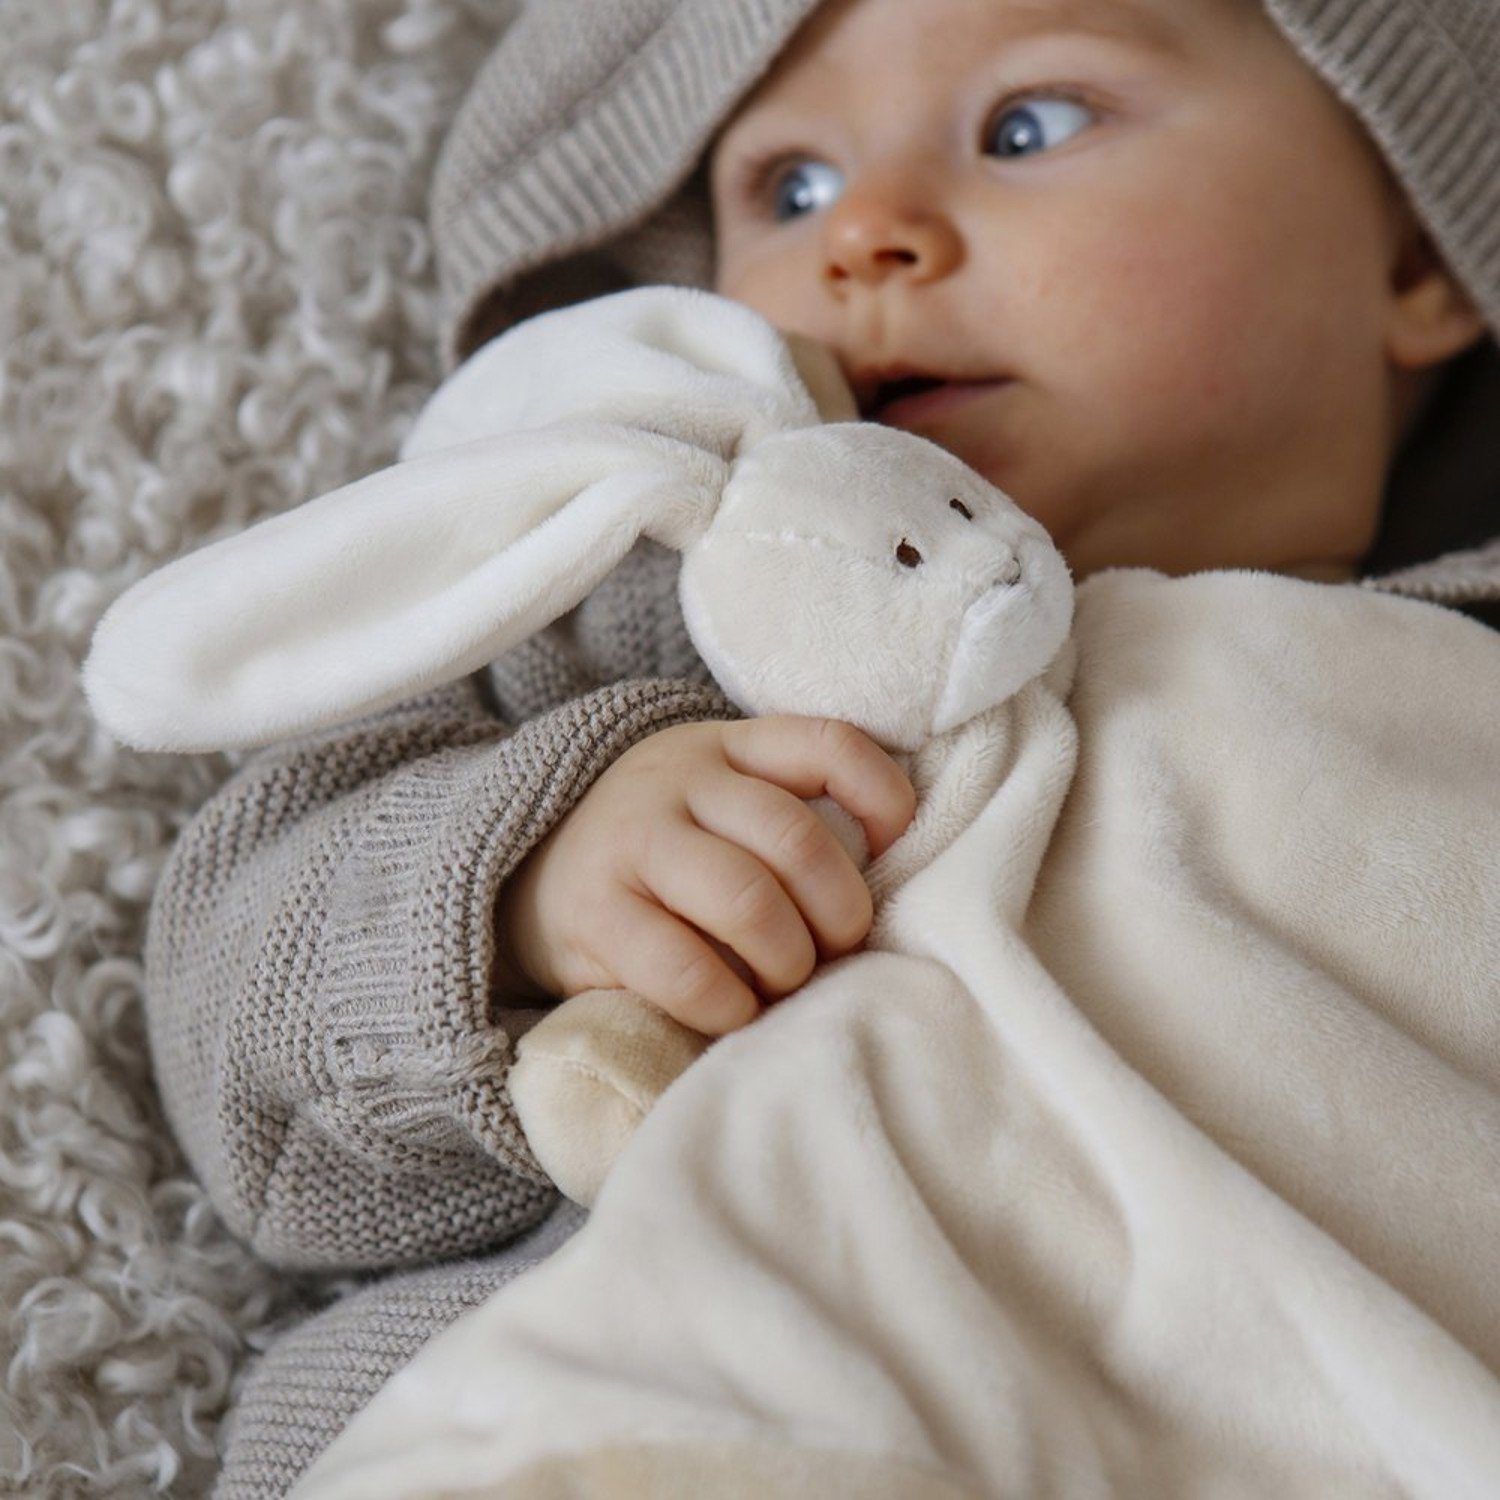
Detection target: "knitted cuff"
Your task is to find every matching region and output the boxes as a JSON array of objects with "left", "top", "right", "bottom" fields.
[
  {"left": 428, "top": 0, "right": 820, "bottom": 372},
  {"left": 318, "top": 676, "right": 740, "bottom": 1180}
]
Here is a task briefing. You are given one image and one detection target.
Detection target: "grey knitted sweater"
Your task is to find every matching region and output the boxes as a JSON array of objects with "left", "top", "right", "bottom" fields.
[
  {"left": 151, "top": 539, "right": 739, "bottom": 1496},
  {"left": 146, "top": 539, "right": 727, "bottom": 1273}
]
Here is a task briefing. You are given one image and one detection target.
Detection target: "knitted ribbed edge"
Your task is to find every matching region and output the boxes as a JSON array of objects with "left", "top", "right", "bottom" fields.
[
  {"left": 1260, "top": 0, "right": 1500, "bottom": 340},
  {"left": 429, "top": 0, "right": 821, "bottom": 373},
  {"left": 318, "top": 675, "right": 743, "bottom": 1182},
  {"left": 1359, "top": 534, "right": 1500, "bottom": 602},
  {"left": 144, "top": 670, "right": 741, "bottom": 1273}
]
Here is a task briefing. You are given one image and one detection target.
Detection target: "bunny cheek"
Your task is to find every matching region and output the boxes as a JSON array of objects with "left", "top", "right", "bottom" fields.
[{"left": 678, "top": 538, "right": 951, "bottom": 753}]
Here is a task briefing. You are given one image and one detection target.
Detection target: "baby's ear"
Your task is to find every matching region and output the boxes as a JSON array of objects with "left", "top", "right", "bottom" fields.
[{"left": 1384, "top": 218, "right": 1488, "bottom": 370}]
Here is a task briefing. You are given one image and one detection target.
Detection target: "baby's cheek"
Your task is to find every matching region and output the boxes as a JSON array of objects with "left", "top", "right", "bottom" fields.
[
  {"left": 1106, "top": 148, "right": 1384, "bottom": 419},
  {"left": 715, "top": 254, "right": 823, "bottom": 345},
  {"left": 1046, "top": 213, "right": 1318, "bottom": 438}
]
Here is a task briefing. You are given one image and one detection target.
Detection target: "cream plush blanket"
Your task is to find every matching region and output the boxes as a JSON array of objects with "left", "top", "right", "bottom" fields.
[{"left": 296, "top": 568, "right": 1500, "bottom": 1499}]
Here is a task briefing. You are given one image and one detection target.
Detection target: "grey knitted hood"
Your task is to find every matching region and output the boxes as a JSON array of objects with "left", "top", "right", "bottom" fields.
[{"left": 428, "top": 0, "right": 1500, "bottom": 610}]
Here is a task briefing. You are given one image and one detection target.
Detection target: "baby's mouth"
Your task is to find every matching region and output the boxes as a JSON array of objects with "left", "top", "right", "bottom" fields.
[
  {"left": 866, "top": 374, "right": 945, "bottom": 414},
  {"left": 866, "top": 375, "right": 1009, "bottom": 427}
]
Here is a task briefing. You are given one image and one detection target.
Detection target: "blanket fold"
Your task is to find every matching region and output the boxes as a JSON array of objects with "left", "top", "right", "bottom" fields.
[{"left": 295, "top": 569, "right": 1500, "bottom": 1500}]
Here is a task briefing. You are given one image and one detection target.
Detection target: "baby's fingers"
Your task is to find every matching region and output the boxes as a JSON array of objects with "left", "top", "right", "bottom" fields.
[
  {"left": 687, "top": 770, "right": 873, "bottom": 962},
  {"left": 723, "top": 717, "right": 916, "bottom": 859},
  {"left": 643, "top": 825, "right": 819, "bottom": 1005},
  {"left": 602, "top": 888, "right": 762, "bottom": 1037}
]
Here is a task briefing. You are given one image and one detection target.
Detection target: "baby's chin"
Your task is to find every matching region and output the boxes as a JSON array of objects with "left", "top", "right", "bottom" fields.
[
  {"left": 877, "top": 387, "right": 1024, "bottom": 487},
  {"left": 1272, "top": 559, "right": 1358, "bottom": 583}
]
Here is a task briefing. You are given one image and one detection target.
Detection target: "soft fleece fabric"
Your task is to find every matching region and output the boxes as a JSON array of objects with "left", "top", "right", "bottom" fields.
[
  {"left": 294, "top": 566, "right": 1500, "bottom": 1498},
  {"left": 188, "top": 540, "right": 1499, "bottom": 1496}
]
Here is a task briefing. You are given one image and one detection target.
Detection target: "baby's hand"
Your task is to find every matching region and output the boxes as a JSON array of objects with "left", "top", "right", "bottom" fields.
[{"left": 495, "top": 718, "right": 917, "bottom": 1036}]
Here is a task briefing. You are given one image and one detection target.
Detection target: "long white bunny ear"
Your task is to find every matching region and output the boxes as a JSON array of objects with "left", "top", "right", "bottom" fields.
[
  {"left": 399, "top": 285, "right": 854, "bottom": 461},
  {"left": 83, "top": 425, "right": 725, "bottom": 752},
  {"left": 84, "top": 286, "right": 847, "bottom": 753}
]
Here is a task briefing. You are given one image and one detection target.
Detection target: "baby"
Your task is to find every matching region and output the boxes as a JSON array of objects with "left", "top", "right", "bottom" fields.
[
  {"left": 146, "top": 0, "right": 1497, "bottom": 1491},
  {"left": 489, "top": 0, "right": 1487, "bottom": 1043}
]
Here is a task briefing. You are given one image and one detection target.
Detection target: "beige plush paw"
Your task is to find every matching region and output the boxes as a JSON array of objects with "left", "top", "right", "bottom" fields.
[{"left": 509, "top": 988, "right": 712, "bottom": 1207}]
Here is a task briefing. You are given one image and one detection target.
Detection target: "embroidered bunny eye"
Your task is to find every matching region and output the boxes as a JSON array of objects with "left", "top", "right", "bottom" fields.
[
  {"left": 949, "top": 498, "right": 973, "bottom": 520},
  {"left": 896, "top": 541, "right": 924, "bottom": 568}
]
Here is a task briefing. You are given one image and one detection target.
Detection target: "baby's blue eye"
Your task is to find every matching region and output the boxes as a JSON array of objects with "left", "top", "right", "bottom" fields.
[
  {"left": 771, "top": 161, "right": 845, "bottom": 223},
  {"left": 984, "top": 96, "right": 1094, "bottom": 158},
  {"left": 759, "top": 93, "right": 1092, "bottom": 222}
]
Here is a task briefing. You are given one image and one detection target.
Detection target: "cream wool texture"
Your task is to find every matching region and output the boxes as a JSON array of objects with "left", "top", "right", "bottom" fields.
[{"left": 0, "top": 0, "right": 523, "bottom": 1491}]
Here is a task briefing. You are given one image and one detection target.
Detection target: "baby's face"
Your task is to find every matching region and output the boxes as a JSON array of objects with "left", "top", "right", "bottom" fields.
[{"left": 709, "top": 0, "right": 1419, "bottom": 581}]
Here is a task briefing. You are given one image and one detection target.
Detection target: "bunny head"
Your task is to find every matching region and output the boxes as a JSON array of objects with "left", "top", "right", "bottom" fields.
[
  {"left": 83, "top": 286, "right": 1073, "bottom": 755},
  {"left": 681, "top": 424, "right": 1071, "bottom": 752}
]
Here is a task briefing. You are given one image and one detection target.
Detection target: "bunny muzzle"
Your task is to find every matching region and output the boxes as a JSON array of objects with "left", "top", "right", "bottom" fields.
[{"left": 929, "top": 530, "right": 1073, "bottom": 735}]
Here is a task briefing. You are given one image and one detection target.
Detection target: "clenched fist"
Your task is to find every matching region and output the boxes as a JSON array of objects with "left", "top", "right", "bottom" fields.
[{"left": 494, "top": 717, "right": 917, "bottom": 1036}]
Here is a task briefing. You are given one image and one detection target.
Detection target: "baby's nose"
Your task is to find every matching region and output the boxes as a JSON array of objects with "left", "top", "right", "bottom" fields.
[{"left": 822, "top": 186, "right": 963, "bottom": 289}]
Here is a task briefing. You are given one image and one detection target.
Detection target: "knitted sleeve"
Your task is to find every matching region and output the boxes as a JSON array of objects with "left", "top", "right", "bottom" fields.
[{"left": 144, "top": 660, "right": 738, "bottom": 1272}]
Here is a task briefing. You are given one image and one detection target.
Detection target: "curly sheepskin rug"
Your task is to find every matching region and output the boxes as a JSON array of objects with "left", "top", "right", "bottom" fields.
[{"left": 1, "top": 0, "right": 515, "bottom": 1490}]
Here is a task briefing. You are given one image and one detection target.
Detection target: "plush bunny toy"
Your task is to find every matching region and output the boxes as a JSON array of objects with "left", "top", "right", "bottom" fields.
[{"left": 83, "top": 285, "right": 1074, "bottom": 1204}]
